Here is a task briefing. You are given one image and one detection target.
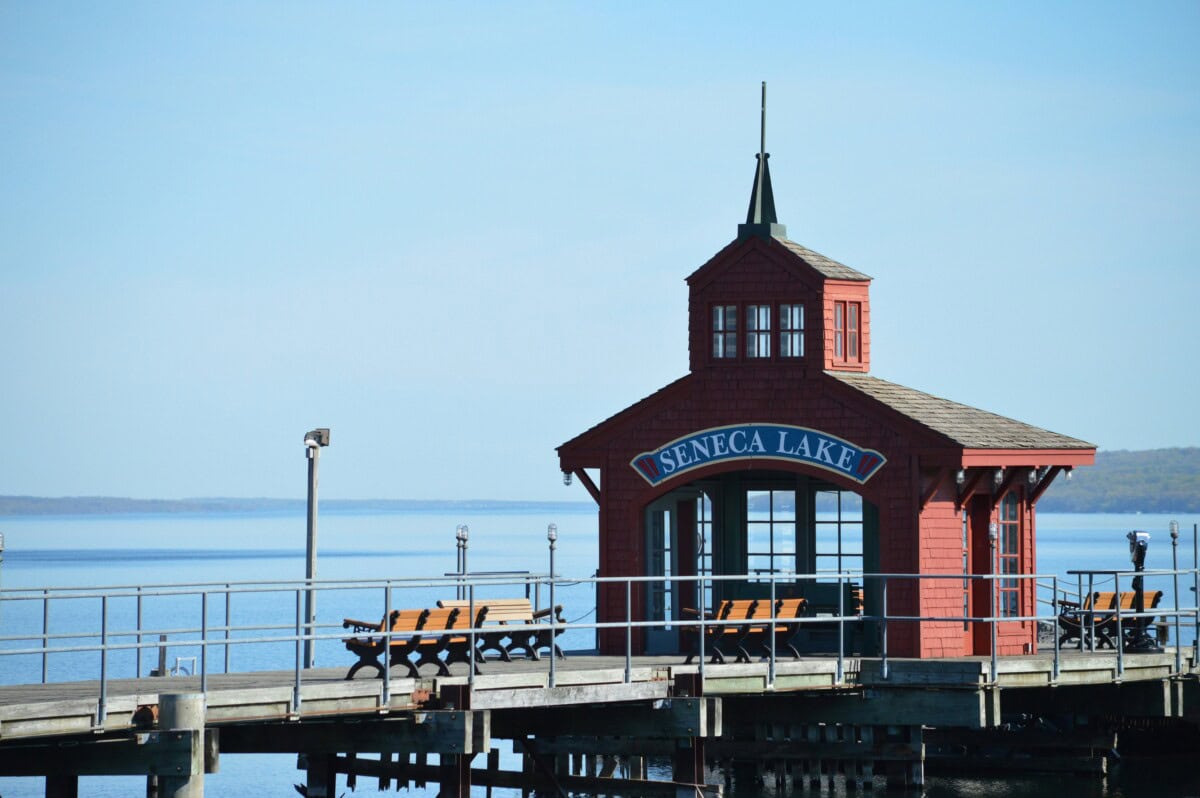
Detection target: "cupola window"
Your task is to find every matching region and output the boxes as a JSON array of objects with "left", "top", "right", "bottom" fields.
[
  {"left": 780, "top": 303, "right": 804, "bottom": 357},
  {"left": 746, "top": 305, "right": 772, "bottom": 358},
  {"left": 713, "top": 305, "right": 738, "bottom": 358},
  {"left": 834, "top": 301, "right": 861, "bottom": 363}
]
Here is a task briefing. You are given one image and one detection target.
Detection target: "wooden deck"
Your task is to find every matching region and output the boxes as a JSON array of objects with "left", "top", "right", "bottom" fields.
[{"left": 0, "top": 648, "right": 1192, "bottom": 741}]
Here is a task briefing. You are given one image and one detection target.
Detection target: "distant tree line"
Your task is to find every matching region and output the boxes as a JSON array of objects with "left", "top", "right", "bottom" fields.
[
  {"left": 1037, "top": 447, "right": 1200, "bottom": 513},
  {"left": 1, "top": 448, "right": 1196, "bottom": 517}
]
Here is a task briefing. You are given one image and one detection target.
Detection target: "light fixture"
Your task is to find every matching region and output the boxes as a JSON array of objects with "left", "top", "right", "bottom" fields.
[
  {"left": 1170, "top": 519, "right": 1180, "bottom": 541},
  {"left": 1027, "top": 468, "right": 1039, "bottom": 485},
  {"left": 547, "top": 523, "right": 558, "bottom": 543},
  {"left": 1065, "top": 466, "right": 1073, "bottom": 481},
  {"left": 955, "top": 469, "right": 965, "bottom": 486},
  {"left": 563, "top": 471, "right": 573, "bottom": 487},
  {"left": 988, "top": 521, "right": 999, "bottom": 544},
  {"left": 993, "top": 468, "right": 1004, "bottom": 487}
]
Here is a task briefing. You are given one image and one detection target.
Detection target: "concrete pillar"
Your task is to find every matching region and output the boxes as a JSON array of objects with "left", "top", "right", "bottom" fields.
[{"left": 159, "top": 693, "right": 205, "bottom": 798}]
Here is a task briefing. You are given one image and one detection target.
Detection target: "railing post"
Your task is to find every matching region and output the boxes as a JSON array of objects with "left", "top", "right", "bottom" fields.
[
  {"left": 382, "top": 583, "right": 392, "bottom": 708},
  {"left": 698, "top": 577, "right": 706, "bottom": 683},
  {"left": 1051, "top": 576, "right": 1060, "bottom": 682},
  {"left": 548, "top": 524, "right": 557, "bottom": 689},
  {"left": 880, "top": 576, "right": 889, "bottom": 681},
  {"left": 98, "top": 594, "right": 108, "bottom": 726},
  {"left": 1115, "top": 572, "right": 1125, "bottom": 676},
  {"left": 836, "top": 574, "right": 845, "bottom": 686},
  {"left": 293, "top": 589, "right": 303, "bottom": 716},
  {"left": 768, "top": 573, "right": 777, "bottom": 690},
  {"left": 468, "top": 583, "right": 476, "bottom": 688},
  {"left": 990, "top": 574, "right": 998, "bottom": 685},
  {"left": 200, "top": 591, "right": 209, "bottom": 695},
  {"left": 624, "top": 579, "right": 632, "bottom": 684},
  {"left": 136, "top": 587, "right": 144, "bottom": 679},
  {"left": 224, "top": 584, "right": 232, "bottom": 674},
  {"left": 41, "top": 589, "right": 49, "bottom": 684},
  {"left": 1193, "top": 523, "right": 1199, "bottom": 668}
]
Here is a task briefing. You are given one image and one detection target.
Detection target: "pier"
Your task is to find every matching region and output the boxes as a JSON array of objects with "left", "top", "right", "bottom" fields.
[{"left": 2, "top": 568, "right": 1199, "bottom": 796}]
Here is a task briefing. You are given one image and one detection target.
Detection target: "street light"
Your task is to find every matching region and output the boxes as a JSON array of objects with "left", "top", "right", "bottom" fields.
[
  {"left": 456, "top": 524, "right": 470, "bottom": 600},
  {"left": 303, "top": 427, "right": 330, "bottom": 669}
]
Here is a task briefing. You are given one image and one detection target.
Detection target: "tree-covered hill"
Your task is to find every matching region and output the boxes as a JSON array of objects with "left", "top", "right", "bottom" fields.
[{"left": 1037, "top": 447, "right": 1200, "bottom": 513}]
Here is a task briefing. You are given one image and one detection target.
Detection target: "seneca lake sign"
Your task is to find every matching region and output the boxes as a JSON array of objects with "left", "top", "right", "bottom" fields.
[{"left": 631, "top": 423, "right": 887, "bottom": 487}]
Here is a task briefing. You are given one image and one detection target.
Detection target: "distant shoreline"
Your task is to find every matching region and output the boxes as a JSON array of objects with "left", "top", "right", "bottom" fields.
[{"left": 0, "top": 496, "right": 596, "bottom": 518}]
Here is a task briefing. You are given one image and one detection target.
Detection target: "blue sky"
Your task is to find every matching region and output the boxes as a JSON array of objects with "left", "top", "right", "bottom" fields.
[{"left": 2, "top": 3, "right": 1197, "bottom": 502}]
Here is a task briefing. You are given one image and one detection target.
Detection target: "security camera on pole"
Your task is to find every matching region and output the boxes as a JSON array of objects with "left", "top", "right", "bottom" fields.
[{"left": 1124, "top": 530, "right": 1161, "bottom": 653}]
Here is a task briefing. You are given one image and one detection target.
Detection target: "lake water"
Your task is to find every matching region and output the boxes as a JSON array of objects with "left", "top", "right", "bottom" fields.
[{"left": 0, "top": 508, "right": 1197, "bottom": 797}]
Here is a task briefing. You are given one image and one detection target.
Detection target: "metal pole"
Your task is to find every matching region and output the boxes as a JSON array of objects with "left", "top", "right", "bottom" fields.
[
  {"left": 98, "top": 594, "right": 108, "bottom": 726},
  {"left": 768, "top": 572, "right": 777, "bottom": 690},
  {"left": 880, "top": 576, "right": 889, "bottom": 681},
  {"left": 1171, "top": 520, "right": 1182, "bottom": 673},
  {"left": 304, "top": 440, "right": 319, "bottom": 670},
  {"left": 200, "top": 591, "right": 208, "bottom": 695},
  {"left": 836, "top": 573, "right": 845, "bottom": 685},
  {"left": 224, "top": 584, "right": 231, "bottom": 674},
  {"left": 1115, "top": 571, "right": 1124, "bottom": 676},
  {"left": 382, "top": 583, "right": 392, "bottom": 707},
  {"left": 293, "top": 589, "right": 303, "bottom": 715},
  {"left": 136, "top": 587, "right": 143, "bottom": 679},
  {"left": 625, "top": 579, "right": 632, "bottom": 684},
  {"left": 1051, "top": 576, "right": 1060, "bottom": 682},
  {"left": 548, "top": 524, "right": 557, "bottom": 688},
  {"left": 41, "top": 589, "right": 49, "bottom": 683},
  {"left": 989, "top": 522, "right": 998, "bottom": 684}
]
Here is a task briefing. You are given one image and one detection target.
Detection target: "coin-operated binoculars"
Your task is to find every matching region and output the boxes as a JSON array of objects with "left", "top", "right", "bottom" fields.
[{"left": 1124, "top": 530, "right": 1161, "bottom": 653}]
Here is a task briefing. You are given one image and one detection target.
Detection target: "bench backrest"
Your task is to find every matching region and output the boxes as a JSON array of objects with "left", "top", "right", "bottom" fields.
[
  {"left": 772, "top": 597, "right": 809, "bottom": 620},
  {"left": 389, "top": 609, "right": 429, "bottom": 633},
  {"left": 1117, "top": 590, "right": 1163, "bottom": 611},
  {"left": 440, "top": 598, "right": 534, "bottom": 624},
  {"left": 722, "top": 599, "right": 760, "bottom": 621}
]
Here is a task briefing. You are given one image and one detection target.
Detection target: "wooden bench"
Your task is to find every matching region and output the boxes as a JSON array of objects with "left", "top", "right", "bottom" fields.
[
  {"left": 342, "top": 605, "right": 484, "bottom": 680},
  {"left": 1057, "top": 590, "right": 1163, "bottom": 649},
  {"left": 681, "top": 599, "right": 764, "bottom": 664},
  {"left": 438, "top": 598, "right": 566, "bottom": 661}
]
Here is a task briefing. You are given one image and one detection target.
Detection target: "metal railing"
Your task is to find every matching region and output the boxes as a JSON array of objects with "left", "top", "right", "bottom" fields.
[{"left": 2, "top": 566, "right": 1197, "bottom": 726}]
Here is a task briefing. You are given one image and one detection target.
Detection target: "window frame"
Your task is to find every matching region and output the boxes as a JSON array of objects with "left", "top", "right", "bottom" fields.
[
  {"left": 997, "top": 492, "right": 1021, "bottom": 619},
  {"left": 832, "top": 300, "right": 862, "bottom": 364},
  {"left": 710, "top": 302, "right": 806, "bottom": 362}
]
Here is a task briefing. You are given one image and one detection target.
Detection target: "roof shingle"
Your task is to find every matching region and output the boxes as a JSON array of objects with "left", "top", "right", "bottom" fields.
[{"left": 827, "top": 371, "right": 1094, "bottom": 450}]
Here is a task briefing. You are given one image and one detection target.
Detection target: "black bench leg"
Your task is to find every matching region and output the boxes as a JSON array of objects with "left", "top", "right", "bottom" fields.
[{"left": 345, "top": 657, "right": 384, "bottom": 680}]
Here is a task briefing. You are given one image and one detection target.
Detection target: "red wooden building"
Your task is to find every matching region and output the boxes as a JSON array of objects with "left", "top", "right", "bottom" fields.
[{"left": 557, "top": 129, "right": 1095, "bottom": 660}]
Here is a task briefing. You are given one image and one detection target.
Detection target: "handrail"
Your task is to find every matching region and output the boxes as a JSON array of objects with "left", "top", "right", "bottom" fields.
[{"left": 1, "top": 566, "right": 1196, "bottom": 722}]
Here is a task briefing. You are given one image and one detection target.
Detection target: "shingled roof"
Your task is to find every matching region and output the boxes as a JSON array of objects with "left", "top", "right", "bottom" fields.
[
  {"left": 827, "top": 371, "right": 1094, "bottom": 450},
  {"left": 777, "top": 239, "right": 871, "bottom": 281}
]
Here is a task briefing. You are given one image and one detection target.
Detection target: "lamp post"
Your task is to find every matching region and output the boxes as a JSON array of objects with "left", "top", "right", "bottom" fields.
[
  {"left": 456, "top": 525, "right": 470, "bottom": 600},
  {"left": 303, "top": 427, "right": 330, "bottom": 669},
  {"left": 1170, "top": 520, "right": 1181, "bottom": 671}
]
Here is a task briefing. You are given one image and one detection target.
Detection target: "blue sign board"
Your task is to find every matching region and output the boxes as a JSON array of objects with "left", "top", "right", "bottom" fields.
[{"left": 631, "top": 423, "right": 887, "bottom": 487}]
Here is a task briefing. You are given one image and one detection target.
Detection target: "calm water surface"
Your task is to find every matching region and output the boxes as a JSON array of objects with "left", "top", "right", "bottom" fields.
[{"left": 0, "top": 509, "right": 1196, "bottom": 797}]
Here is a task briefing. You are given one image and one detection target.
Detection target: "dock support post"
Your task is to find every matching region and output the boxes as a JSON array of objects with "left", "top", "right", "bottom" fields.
[
  {"left": 300, "top": 753, "right": 337, "bottom": 798},
  {"left": 45, "top": 772, "right": 78, "bottom": 798},
  {"left": 159, "top": 692, "right": 206, "bottom": 798}
]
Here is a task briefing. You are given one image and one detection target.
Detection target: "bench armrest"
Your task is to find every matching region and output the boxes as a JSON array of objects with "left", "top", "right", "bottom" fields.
[
  {"left": 343, "top": 617, "right": 381, "bottom": 632},
  {"left": 680, "top": 607, "right": 717, "bottom": 621},
  {"left": 532, "top": 604, "right": 565, "bottom": 622}
]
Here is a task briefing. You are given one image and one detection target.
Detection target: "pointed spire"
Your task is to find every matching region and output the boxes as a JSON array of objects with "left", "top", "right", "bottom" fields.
[{"left": 738, "top": 81, "right": 787, "bottom": 241}]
